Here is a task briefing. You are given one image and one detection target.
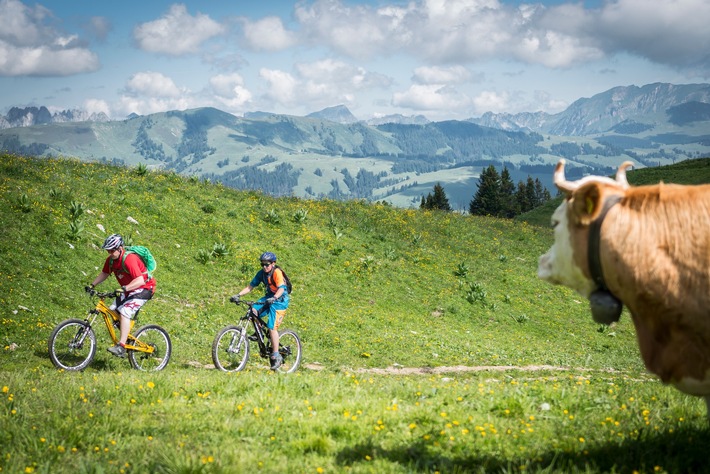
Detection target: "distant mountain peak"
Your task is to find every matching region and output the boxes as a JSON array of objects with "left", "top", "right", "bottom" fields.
[
  {"left": 366, "top": 113, "right": 430, "bottom": 126},
  {"left": 1, "top": 105, "right": 109, "bottom": 129},
  {"left": 307, "top": 105, "right": 359, "bottom": 124}
]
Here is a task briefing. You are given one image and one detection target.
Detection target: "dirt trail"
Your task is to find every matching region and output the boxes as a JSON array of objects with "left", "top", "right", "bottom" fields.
[
  {"left": 189, "top": 360, "right": 645, "bottom": 378},
  {"left": 305, "top": 363, "right": 633, "bottom": 376}
]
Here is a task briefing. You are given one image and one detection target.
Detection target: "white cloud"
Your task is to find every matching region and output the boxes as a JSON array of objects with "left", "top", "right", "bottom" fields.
[
  {"left": 294, "top": 0, "right": 412, "bottom": 59},
  {"left": 84, "top": 98, "right": 110, "bottom": 116},
  {"left": 259, "top": 68, "right": 299, "bottom": 106},
  {"left": 0, "top": 0, "right": 99, "bottom": 76},
  {"left": 114, "top": 71, "right": 195, "bottom": 116},
  {"left": 133, "top": 4, "right": 225, "bottom": 56},
  {"left": 594, "top": 0, "right": 710, "bottom": 69},
  {"left": 291, "top": 0, "right": 710, "bottom": 72},
  {"left": 125, "top": 71, "right": 183, "bottom": 98},
  {"left": 472, "top": 90, "right": 510, "bottom": 115},
  {"left": 392, "top": 84, "right": 471, "bottom": 112},
  {"left": 242, "top": 16, "right": 297, "bottom": 51},
  {"left": 412, "top": 65, "right": 473, "bottom": 85},
  {"left": 116, "top": 95, "right": 193, "bottom": 117},
  {"left": 259, "top": 60, "right": 391, "bottom": 111},
  {"left": 209, "top": 73, "right": 253, "bottom": 110},
  {"left": 84, "top": 16, "right": 112, "bottom": 42}
]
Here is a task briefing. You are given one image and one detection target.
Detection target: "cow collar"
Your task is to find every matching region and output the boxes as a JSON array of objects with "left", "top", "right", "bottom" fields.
[
  {"left": 588, "top": 194, "right": 621, "bottom": 290},
  {"left": 587, "top": 194, "right": 623, "bottom": 324}
]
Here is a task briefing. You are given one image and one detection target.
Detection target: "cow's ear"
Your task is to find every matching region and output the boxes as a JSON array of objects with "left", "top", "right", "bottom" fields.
[{"left": 571, "top": 182, "right": 602, "bottom": 225}]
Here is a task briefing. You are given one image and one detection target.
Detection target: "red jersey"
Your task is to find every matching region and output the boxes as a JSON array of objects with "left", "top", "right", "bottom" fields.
[{"left": 103, "top": 249, "right": 156, "bottom": 292}]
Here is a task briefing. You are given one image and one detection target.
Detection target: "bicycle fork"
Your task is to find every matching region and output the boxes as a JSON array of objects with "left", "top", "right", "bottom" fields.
[{"left": 228, "top": 325, "right": 248, "bottom": 354}]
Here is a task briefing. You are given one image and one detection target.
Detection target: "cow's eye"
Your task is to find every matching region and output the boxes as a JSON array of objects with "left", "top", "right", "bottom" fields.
[{"left": 550, "top": 219, "right": 559, "bottom": 229}]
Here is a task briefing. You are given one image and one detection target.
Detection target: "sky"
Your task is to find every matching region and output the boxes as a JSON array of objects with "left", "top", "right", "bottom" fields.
[{"left": 1, "top": 0, "right": 709, "bottom": 122}]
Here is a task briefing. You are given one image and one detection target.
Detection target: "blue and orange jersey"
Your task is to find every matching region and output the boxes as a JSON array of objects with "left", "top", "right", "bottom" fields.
[{"left": 250, "top": 267, "right": 287, "bottom": 296}]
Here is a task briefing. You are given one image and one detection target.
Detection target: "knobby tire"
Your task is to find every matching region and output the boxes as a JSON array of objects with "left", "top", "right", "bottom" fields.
[
  {"left": 128, "top": 324, "right": 172, "bottom": 371},
  {"left": 48, "top": 319, "right": 97, "bottom": 371}
]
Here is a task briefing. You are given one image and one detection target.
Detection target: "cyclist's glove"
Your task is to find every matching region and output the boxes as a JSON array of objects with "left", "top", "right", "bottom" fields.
[
  {"left": 229, "top": 295, "right": 241, "bottom": 303},
  {"left": 115, "top": 287, "right": 126, "bottom": 295},
  {"left": 85, "top": 284, "right": 95, "bottom": 294},
  {"left": 265, "top": 297, "right": 275, "bottom": 304}
]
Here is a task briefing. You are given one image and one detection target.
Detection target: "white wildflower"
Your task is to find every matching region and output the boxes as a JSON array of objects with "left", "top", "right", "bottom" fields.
[
  {"left": 97, "top": 224, "right": 105, "bottom": 233},
  {"left": 127, "top": 216, "right": 139, "bottom": 224}
]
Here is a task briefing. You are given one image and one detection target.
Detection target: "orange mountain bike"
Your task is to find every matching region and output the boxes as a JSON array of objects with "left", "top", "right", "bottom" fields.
[{"left": 48, "top": 289, "right": 172, "bottom": 371}]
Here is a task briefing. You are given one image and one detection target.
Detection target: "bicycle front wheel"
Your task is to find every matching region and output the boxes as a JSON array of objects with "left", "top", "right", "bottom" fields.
[
  {"left": 128, "top": 324, "right": 172, "bottom": 371},
  {"left": 48, "top": 319, "right": 96, "bottom": 371},
  {"left": 212, "top": 326, "right": 249, "bottom": 372},
  {"left": 276, "top": 329, "right": 302, "bottom": 373}
]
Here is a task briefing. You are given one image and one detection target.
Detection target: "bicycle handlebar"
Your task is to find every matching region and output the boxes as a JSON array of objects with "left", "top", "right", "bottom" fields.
[
  {"left": 86, "top": 288, "right": 119, "bottom": 299},
  {"left": 232, "top": 299, "right": 256, "bottom": 307}
]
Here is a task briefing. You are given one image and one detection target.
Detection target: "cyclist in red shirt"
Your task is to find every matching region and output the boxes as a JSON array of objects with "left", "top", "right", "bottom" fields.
[{"left": 87, "top": 234, "right": 156, "bottom": 358}]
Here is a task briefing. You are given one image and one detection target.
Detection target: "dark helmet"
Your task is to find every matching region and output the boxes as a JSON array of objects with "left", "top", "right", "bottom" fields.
[
  {"left": 259, "top": 251, "right": 277, "bottom": 263},
  {"left": 102, "top": 233, "right": 123, "bottom": 250}
]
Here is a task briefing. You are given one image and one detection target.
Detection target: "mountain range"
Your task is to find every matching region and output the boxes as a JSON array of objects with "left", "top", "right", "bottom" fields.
[{"left": 1, "top": 82, "right": 709, "bottom": 209}]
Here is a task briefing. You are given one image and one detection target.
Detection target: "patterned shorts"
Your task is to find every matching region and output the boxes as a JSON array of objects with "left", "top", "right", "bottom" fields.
[{"left": 110, "top": 289, "right": 153, "bottom": 320}]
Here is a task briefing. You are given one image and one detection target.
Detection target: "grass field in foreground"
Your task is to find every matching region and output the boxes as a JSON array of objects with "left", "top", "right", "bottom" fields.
[{"left": 2, "top": 154, "right": 710, "bottom": 473}]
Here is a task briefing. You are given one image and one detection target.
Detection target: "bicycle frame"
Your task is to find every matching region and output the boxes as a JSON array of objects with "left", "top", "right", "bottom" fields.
[
  {"left": 87, "top": 294, "right": 153, "bottom": 354},
  {"left": 238, "top": 305, "right": 273, "bottom": 358}
]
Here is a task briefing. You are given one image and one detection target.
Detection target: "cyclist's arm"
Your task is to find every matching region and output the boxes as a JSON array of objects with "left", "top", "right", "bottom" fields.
[
  {"left": 90, "top": 272, "right": 110, "bottom": 287},
  {"left": 123, "top": 275, "right": 146, "bottom": 292},
  {"left": 236, "top": 284, "right": 254, "bottom": 298}
]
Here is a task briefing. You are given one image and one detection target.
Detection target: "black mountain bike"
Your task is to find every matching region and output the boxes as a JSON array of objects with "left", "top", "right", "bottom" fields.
[{"left": 212, "top": 299, "right": 302, "bottom": 373}]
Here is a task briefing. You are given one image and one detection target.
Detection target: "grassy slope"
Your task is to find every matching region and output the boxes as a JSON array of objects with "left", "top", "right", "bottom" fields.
[
  {"left": 4, "top": 154, "right": 710, "bottom": 474},
  {"left": 1, "top": 153, "right": 644, "bottom": 372}
]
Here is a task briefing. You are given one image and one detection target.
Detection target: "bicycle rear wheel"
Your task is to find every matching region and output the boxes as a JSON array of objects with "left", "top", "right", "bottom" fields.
[
  {"left": 48, "top": 319, "right": 96, "bottom": 371},
  {"left": 212, "top": 326, "right": 249, "bottom": 372},
  {"left": 276, "top": 329, "right": 302, "bottom": 373},
  {"left": 128, "top": 324, "right": 172, "bottom": 371}
]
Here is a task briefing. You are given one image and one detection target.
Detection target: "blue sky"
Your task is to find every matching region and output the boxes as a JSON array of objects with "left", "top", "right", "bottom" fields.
[{"left": 1, "top": 0, "right": 708, "bottom": 121}]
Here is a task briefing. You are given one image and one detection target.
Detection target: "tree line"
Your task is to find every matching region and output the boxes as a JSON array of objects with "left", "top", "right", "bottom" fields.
[{"left": 421, "top": 164, "right": 552, "bottom": 217}]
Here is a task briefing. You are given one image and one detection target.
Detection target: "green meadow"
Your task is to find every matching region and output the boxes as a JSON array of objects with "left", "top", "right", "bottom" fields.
[{"left": 2, "top": 154, "right": 709, "bottom": 473}]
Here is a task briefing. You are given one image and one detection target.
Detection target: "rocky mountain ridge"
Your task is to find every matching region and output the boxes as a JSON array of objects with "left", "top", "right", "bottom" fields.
[
  {"left": 3, "top": 82, "right": 709, "bottom": 136},
  {"left": 0, "top": 106, "right": 110, "bottom": 129}
]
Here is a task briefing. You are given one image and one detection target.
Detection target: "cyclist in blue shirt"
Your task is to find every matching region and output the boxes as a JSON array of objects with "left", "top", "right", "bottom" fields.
[{"left": 231, "top": 252, "right": 289, "bottom": 370}]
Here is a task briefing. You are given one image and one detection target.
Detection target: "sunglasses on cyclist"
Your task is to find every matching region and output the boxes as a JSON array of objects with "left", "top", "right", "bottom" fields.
[{"left": 261, "top": 261, "right": 273, "bottom": 266}]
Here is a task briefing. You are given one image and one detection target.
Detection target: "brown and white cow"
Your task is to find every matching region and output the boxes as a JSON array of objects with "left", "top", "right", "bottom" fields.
[{"left": 538, "top": 158, "right": 710, "bottom": 417}]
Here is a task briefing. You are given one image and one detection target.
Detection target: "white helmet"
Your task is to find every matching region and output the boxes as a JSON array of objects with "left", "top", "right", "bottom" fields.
[{"left": 102, "top": 234, "right": 123, "bottom": 250}]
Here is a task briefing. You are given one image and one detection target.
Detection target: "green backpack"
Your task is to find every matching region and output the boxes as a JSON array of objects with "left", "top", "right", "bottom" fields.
[{"left": 115, "top": 246, "right": 157, "bottom": 280}]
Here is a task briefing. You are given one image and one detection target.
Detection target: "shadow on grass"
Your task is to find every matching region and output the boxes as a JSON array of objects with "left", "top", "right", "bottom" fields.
[
  {"left": 38, "top": 349, "right": 115, "bottom": 372},
  {"left": 336, "top": 426, "right": 710, "bottom": 473}
]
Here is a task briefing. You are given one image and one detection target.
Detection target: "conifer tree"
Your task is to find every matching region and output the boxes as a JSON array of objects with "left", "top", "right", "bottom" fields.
[
  {"left": 421, "top": 182, "right": 452, "bottom": 211},
  {"left": 525, "top": 176, "right": 539, "bottom": 209},
  {"left": 514, "top": 181, "right": 530, "bottom": 213},
  {"left": 499, "top": 166, "right": 517, "bottom": 218},
  {"left": 469, "top": 165, "right": 501, "bottom": 216}
]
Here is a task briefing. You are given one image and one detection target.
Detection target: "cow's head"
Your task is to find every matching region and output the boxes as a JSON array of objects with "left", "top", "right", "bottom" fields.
[{"left": 537, "top": 160, "right": 633, "bottom": 321}]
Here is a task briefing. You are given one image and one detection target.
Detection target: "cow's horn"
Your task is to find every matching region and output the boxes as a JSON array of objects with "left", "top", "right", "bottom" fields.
[
  {"left": 615, "top": 161, "right": 633, "bottom": 188},
  {"left": 553, "top": 159, "right": 577, "bottom": 193}
]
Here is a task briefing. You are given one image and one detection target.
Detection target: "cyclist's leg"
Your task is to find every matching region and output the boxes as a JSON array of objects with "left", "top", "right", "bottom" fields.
[
  {"left": 114, "top": 290, "right": 152, "bottom": 345},
  {"left": 266, "top": 304, "right": 288, "bottom": 368}
]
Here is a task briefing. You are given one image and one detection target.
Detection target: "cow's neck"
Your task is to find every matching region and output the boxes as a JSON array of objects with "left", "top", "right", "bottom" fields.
[{"left": 588, "top": 194, "right": 622, "bottom": 292}]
